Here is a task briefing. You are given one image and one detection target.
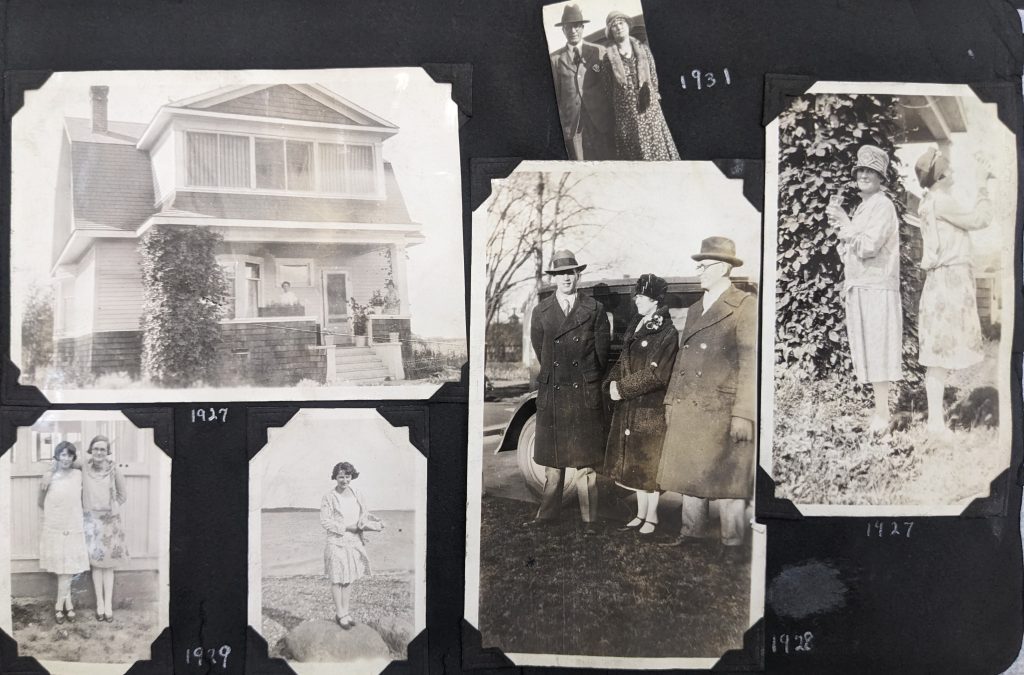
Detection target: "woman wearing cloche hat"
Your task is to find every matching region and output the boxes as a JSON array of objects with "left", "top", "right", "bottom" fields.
[
  {"left": 913, "top": 146, "right": 995, "bottom": 437},
  {"left": 603, "top": 10, "right": 679, "bottom": 160},
  {"left": 601, "top": 273, "right": 678, "bottom": 538},
  {"left": 825, "top": 144, "right": 903, "bottom": 433}
]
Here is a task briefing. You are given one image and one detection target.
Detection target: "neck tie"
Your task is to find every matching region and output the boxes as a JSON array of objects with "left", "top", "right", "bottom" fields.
[
  {"left": 563, "top": 299, "right": 571, "bottom": 315},
  {"left": 573, "top": 48, "right": 581, "bottom": 66}
]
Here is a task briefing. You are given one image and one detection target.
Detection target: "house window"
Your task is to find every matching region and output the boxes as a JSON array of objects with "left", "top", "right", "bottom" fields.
[
  {"left": 318, "top": 142, "right": 376, "bottom": 194},
  {"left": 286, "top": 141, "right": 314, "bottom": 191},
  {"left": 276, "top": 260, "right": 313, "bottom": 288},
  {"left": 255, "top": 138, "right": 286, "bottom": 190},
  {"left": 218, "top": 256, "right": 263, "bottom": 320},
  {"left": 186, "top": 132, "right": 249, "bottom": 188}
]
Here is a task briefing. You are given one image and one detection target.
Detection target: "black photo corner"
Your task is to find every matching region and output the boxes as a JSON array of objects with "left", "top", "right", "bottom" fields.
[{"left": 1, "top": 1, "right": 1023, "bottom": 674}]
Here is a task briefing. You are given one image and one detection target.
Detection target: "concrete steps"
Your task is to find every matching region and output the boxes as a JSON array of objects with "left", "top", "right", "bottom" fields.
[{"left": 331, "top": 346, "right": 391, "bottom": 383}]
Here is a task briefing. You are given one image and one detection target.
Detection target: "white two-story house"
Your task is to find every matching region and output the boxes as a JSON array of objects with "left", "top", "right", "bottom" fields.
[{"left": 50, "top": 84, "right": 423, "bottom": 385}]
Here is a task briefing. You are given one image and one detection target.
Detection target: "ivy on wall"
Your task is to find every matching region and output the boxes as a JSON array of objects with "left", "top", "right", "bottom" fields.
[{"left": 139, "top": 225, "right": 227, "bottom": 387}]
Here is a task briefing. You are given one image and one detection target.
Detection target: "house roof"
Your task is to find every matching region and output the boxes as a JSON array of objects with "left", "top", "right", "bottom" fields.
[
  {"left": 163, "top": 162, "right": 414, "bottom": 224},
  {"left": 66, "top": 118, "right": 157, "bottom": 231}
]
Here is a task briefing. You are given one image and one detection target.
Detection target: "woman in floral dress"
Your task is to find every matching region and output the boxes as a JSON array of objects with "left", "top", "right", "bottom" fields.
[
  {"left": 81, "top": 435, "right": 129, "bottom": 622},
  {"left": 914, "top": 147, "right": 995, "bottom": 436},
  {"left": 603, "top": 11, "right": 680, "bottom": 161},
  {"left": 321, "top": 461, "right": 384, "bottom": 629}
]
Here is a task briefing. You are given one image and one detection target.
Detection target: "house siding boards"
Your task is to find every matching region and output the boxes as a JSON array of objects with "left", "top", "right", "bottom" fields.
[
  {"left": 94, "top": 240, "right": 145, "bottom": 332},
  {"left": 202, "top": 85, "right": 360, "bottom": 125}
]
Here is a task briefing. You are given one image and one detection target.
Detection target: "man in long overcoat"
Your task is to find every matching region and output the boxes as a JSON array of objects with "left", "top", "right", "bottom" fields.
[
  {"left": 527, "top": 249, "right": 611, "bottom": 534},
  {"left": 549, "top": 4, "right": 615, "bottom": 160},
  {"left": 657, "top": 237, "right": 757, "bottom": 557}
]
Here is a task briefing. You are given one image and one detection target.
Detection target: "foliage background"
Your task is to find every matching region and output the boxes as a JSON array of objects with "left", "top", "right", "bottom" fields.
[
  {"left": 20, "top": 284, "right": 54, "bottom": 377},
  {"left": 139, "top": 225, "right": 227, "bottom": 387}
]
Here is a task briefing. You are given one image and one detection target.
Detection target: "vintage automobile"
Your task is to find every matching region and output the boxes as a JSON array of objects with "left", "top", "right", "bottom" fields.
[{"left": 494, "top": 275, "right": 758, "bottom": 501}]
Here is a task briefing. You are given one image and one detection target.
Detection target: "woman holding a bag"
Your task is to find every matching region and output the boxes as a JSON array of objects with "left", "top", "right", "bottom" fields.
[
  {"left": 320, "top": 461, "right": 385, "bottom": 629},
  {"left": 604, "top": 11, "right": 679, "bottom": 161}
]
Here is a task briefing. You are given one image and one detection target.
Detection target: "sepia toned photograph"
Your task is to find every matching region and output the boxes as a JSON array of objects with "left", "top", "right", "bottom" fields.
[
  {"left": 762, "top": 82, "right": 1017, "bottom": 515},
  {"left": 466, "top": 162, "right": 765, "bottom": 668},
  {"left": 248, "top": 409, "right": 426, "bottom": 675},
  {"left": 542, "top": 0, "right": 680, "bottom": 161},
  {"left": 9, "top": 68, "right": 465, "bottom": 403},
  {"left": 0, "top": 411, "right": 170, "bottom": 674}
]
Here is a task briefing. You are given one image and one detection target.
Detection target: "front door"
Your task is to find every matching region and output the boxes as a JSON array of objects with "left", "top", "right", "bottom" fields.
[{"left": 321, "top": 269, "right": 352, "bottom": 344}]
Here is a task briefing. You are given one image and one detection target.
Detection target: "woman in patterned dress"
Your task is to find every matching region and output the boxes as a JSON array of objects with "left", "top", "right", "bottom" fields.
[
  {"left": 914, "top": 147, "right": 995, "bottom": 436},
  {"left": 826, "top": 145, "right": 903, "bottom": 432},
  {"left": 602, "top": 274, "right": 678, "bottom": 537},
  {"left": 321, "top": 461, "right": 384, "bottom": 629},
  {"left": 38, "top": 441, "right": 90, "bottom": 624},
  {"left": 603, "top": 11, "right": 680, "bottom": 161},
  {"left": 80, "top": 435, "right": 128, "bottom": 622}
]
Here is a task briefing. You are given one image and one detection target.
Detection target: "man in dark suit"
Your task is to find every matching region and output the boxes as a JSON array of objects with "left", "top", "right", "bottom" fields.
[
  {"left": 657, "top": 237, "right": 757, "bottom": 560},
  {"left": 549, "top": 4, "right": 615, "bottom": 160},
  {"left": 526, "top": 249, "right": 611, "bottom": 534}
]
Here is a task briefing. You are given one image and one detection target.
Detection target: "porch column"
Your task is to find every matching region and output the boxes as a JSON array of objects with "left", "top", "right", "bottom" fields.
[{"left": 391, "top": 242, "right": 410, "bottom": 315}]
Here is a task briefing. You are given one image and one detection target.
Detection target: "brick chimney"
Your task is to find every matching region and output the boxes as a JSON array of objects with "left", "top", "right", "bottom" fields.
[{"left": 90, "top": 86, "right": 109, "bottom": 133}]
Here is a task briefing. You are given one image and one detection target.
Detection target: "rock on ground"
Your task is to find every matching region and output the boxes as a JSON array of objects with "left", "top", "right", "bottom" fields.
[{"left": 285, "top": 619, "right": 390, "bottom": 662}]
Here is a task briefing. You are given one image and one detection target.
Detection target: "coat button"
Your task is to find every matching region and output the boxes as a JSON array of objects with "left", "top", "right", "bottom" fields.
[
  {"left": 572, "top": 360, "right": 579, "bottom": 367},
  {"left": 700, "top": 343, "right": 707, "bottom": 350},
  {"left": 554, "top": 361, "right": 560, "bottom": 367},
  {"left": 555, "top": 339, "right": 560, "bottom": 344},
  {"left": 555, "top": 385, "right": 560, "bottom": 390},
  {"left": 624, "top": 429, "right": 631, "bottom": 436},
  {"left": 684, "top": 344, "right": 690, "bottom": 349},
  {"left": 641, "top": 340, "right": 648, "bottom": 347},
  {"left": 573, "top": 383, "right": 579, "bottom": 388},
  {"left": 573, "top": 336, "right": 580, "bottom": 342},
  {"left": 697, "top": 371, "right": 702, "bottom": 377}
]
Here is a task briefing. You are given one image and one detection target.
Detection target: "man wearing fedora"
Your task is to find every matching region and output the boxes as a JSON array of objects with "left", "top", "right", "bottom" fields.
[
  {"left": 550, "top": 3, "right": 615, "bottom": 160},
  {"left": 526, "top": 249, "right": 611, "bottom": 534},
  {"left": 657, "top": 237, "right": 757, "bottom": 560}
]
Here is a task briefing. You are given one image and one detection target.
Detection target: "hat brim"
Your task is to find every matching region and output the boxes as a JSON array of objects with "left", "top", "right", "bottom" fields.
[
  {"left": 692, "top": 253, "right": 743, "bottom": 267},
  {"left": 545, "top": 263, "right": 587, "bottom": 274},
  {"left": 555, "top": 19, "right": 590, "bottom": 26},
  {"left": 853, "top": 165, "right": 887, "bottom": 180}
]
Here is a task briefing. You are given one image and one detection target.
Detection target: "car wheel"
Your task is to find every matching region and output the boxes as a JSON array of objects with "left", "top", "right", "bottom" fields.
[{"left": 515, "top": 414, "right": 578, "bottom": 506}]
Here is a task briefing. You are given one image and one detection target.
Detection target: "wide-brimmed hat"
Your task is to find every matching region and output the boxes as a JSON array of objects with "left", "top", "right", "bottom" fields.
[
  {"left": 692, "top": 236, "right": 743, "bottom": 267},
  {"left": 545, "top": 249, "right": 587, "bottom": 274},
  {"left": 555, "top": 4, "right": 589, "bottom": 26},
  {"left": 853, "top": 144, "right": 890, "bottom": 179},
  {"left": 633, "top": 273, "right": 667, "bottom": 301},
  {"left": 914, "top": 146, "right": 950, "bottom": 189}
]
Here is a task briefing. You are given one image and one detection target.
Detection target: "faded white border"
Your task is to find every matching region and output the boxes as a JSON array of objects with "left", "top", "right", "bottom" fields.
[
  {"left": 3, "top": 409, "right": 171, "bottom": 673},
  {"left": 464, "top": 161, "right": 766, "bottom": 669},
  {"left": 761, "top": 81, "right": 1017, "bottom": 517},
  {"left": 9, "top": 67, "right": 465, "bottom": 404},
  {"left": 248, "top": 408, "right": 427, "bottom": 675}
]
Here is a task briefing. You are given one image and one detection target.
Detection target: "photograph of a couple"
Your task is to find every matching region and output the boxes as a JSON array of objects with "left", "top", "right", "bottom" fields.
[
  {"left": 763, "top": 82, "right": 1017, "bottom": 514},
  {"left": 467, "top": 162, "right": 765, "bottom": 668},
  {"left": 543, "top": 0, "right": 680, "bottom": 161},
  {"left": 248, "top": 409, "right": 425, "bottom": 675},
  {"left": 0, "top": 411, "right": 170, "bottom": 674}
]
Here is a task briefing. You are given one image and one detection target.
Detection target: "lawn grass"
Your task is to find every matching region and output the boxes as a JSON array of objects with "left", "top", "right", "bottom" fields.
[
  {"left": 477, "top": 495, "right": 751, "bottom": 658},
  {"left": 771, "top": 342, "right": 1005, "bottom": 506},
  {"left": 261, "top": 571, "right": 414, "bottom": 660}
]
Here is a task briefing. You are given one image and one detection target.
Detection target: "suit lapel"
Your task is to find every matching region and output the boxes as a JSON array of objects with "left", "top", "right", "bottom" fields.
[
  {"left": 554, "top": 295, "right": 591, "bottom": 338},
  {"left": 682, "top": 286, "right": 738, "bottom": 342}
]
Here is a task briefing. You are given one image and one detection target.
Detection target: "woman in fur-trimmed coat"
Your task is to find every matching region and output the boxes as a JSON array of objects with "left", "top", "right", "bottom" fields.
[{"left": 602, "top": 274, "right": 678, "bottom": 537}]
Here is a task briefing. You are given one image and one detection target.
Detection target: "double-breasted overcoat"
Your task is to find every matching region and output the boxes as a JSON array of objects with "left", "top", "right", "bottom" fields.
[
  {"left": 601, "top": 307, "right": 678, "bottom": 491},
  {"left": 531, "top": 293, "right": 611, "bottom": 469},
  {"left": 658, "top": 284, "right": 757, "bottom": 499},
  {"left": 550, "top": 41, "right": 615, "bottom": 160}
]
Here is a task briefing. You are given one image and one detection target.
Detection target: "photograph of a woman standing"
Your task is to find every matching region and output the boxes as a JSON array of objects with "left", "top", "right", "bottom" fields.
[
  {"left": 914, "top": 147, "right": 994, "bottom": 438},
  {"left": 825, "top": 145, "right": 903, "bottom": 432},
  {"left": 80, "top": 435, "right": 129, "bottom": 622},
  {"left": 37, "top": 441, "right": 89, "bottom": 624},
  {"left": 602, "top": 274, "right": 678, "bottom": 536},
  {"left": 603, "top": 11, "right": 680, "bottom": 161},
  {"left": 321, "top": 461, "right": 385, "bottom": 629}
]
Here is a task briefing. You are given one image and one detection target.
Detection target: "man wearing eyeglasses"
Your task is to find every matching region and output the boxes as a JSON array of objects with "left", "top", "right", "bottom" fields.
[
  {"left": 656, "top": 237, "right": 757, "bottom": 561},
  {"left": 550, "top": 4, "right": 614, "bottom": 160},
  {"left": 524, "top": 249, "right": 610, "bottom": 535}
]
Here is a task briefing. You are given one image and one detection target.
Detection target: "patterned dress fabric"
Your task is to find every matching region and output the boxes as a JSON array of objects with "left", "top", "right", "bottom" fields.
[
  {"left": 321, "top": 488, "right": 371, "bottom": 585},
  {"left": 82, "top": 462, "right": 129, "bottom": 568},
  {"left": 39, "top": 470, "right": 90, "bottom": 575},
  {"left": 606, "top": 38, "right": 680, "bottom": 161}
]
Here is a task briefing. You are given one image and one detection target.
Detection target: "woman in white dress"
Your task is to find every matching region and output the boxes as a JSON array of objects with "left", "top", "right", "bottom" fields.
[
  {"left": 37, "top": 441, "right": 90, "bottom": 624},
  {"left": 320, "top": 461, "right": 384, "bottom": 629}
]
